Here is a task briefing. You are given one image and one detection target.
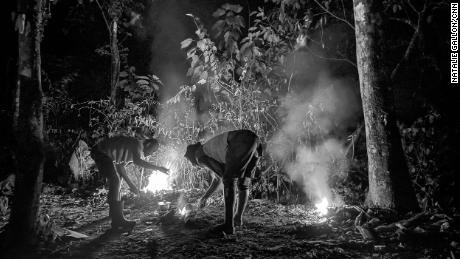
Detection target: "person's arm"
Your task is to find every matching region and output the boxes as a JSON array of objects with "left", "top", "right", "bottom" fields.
[
  {"left": 199, "top": 175, "right": 222, "bottom": 208},
  {"left": 133, "top": 158, "right": 168, "bottom": 174},
  {"left": 116, "top": 164, "right": 139, "bottom": 195},
  {"left": 196, "top": 149, "right": 225, "bottom": 176},
  {"left": 195, "top": 150, "right": 225, "bottom": 208},
  {"left": 132, "top": 150, "right": 169, "bottom": 174}
]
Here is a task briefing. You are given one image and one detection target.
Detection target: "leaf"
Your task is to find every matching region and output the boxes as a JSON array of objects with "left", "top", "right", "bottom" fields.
[
  {"left": 151, "top": 74, "right": 161, "bottom": 81},
  {"left": 186, "top": 47, "right": 196, "bottom": 59},
  {"left": 197, "top": 40, "right": 206, "bottom": 51},
  {"left": 180, "top": 38, "right": 194, "bottom": 49},
  {"left": 187, "top": 67, "right": 194, "bottom": 76},
  {"left": 235, "top": 15, "right": 245, "bottom": 28},
  {"left": 199, "top": 71, "right": 208, "bottom": 80},
  {"left": 212, "top": 20, "right": 225, "bottom": 34},
  {"left": 222, "top": 3, "right": 243, "bottom": 13},
  {"left": 212, "top": 8, "right": 226, "bottom": 17},
  {"left": 136, "top": 75, "right": 149, "bottom": 80},
  {"left": 191, "top": 55, "right": 199, "bottom": 68},
  {"left": 224, "top": 31, "right": 231, "bottom": 43},
  {"left": 240, "top": 42, "right": 252, "bottom": 57},
  {"left": 137, "top": 79, "right": 150, "bottom": 86}
]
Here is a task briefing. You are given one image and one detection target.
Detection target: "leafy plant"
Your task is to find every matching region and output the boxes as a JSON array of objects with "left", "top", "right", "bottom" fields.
[{"left": 401, "top": 109, "right": 458, "bottom": 213}]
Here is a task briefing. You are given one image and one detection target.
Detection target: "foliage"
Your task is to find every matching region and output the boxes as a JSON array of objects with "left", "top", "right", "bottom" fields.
[
  {"left": 176, "top": 2, "right": 358, "bottom": 200},
  {"left": 401, "top": 110, "right": 458, "bottom": 213},
  {"left": 42, "top": 1, "right": 455, "bottom": 212},
  {"left": 72, "top": 66, "right": 162, "bottom": 140}
]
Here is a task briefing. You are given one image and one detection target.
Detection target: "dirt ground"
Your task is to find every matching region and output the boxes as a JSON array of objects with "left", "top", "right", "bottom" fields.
[{"left": 1, "top": 186, "right": 457, "bottom": 259}]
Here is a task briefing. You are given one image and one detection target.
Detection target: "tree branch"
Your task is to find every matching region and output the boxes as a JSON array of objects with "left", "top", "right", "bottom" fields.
[
  {"left": 406, "top": 0, "right": 418, "bottom": 14},
  {"left": 95, "top": 0, "right": 111, "bottom": 35},
  {"left": 390, "top": 0, "right": 428, "bottom": 81},
  {"left": 388, "top": 17, "right": 416, "bottom": 30},
  {"left": 312, "top": 0, "right": 355, "bottom": 30},
  {"left": 306, "top": 45, "right": 357, "bottom": 68}
]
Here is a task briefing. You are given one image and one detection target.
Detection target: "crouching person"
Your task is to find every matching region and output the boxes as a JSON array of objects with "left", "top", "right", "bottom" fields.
[
  {"left": 91, "top": 136, "right": 169, "bottom": 231},
  {"left": 184, "top": 130, "right": 262, "bottom": 234}
]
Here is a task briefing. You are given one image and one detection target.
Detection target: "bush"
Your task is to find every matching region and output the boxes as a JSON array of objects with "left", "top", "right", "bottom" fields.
[{"left": 401, "top": 109, "right": 458, "bottom": 213}]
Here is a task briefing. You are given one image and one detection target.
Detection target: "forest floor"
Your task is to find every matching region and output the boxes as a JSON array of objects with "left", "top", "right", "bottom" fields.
[{"left": 1, "top": 185, "right": 458, "bottom": 259}]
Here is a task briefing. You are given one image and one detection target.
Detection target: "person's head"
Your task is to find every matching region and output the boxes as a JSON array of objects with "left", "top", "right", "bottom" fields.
[
  {"left": 184, "top": 142, "right": 201, "bottom": 166},
  {"left": 143, "top": 139, "right": 159, "bottom": 157}
]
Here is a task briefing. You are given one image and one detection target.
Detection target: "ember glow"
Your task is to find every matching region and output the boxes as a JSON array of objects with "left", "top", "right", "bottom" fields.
[{"left": 315, "top": 197, "right": 329, "bottom": 216}]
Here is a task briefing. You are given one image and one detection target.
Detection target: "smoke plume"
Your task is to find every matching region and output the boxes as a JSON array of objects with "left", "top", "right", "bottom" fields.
[{"left": 269, "top": 73, "right": 359, "bottom": 206}]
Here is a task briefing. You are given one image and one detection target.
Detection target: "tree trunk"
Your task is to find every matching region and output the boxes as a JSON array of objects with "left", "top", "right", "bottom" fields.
[
  {"left": 352, "top": 0, "right": 418, "bottom": 212},
  {"left": 8, "top": 0, "right": 45, "bottom": 247},
  {"left": 110, "top": 18, "right": 120, "bottom": 106}
]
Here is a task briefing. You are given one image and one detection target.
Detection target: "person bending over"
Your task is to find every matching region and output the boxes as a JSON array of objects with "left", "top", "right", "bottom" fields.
[
  {"left": 184, "top": 129, "right": 262, "bottom": 234},
  {"left": 91, "top": 136, "right": 169, "bottom": 231}
]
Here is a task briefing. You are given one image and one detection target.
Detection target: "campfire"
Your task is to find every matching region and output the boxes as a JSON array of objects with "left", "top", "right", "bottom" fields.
[
  {"left": 315, "top": 197, "right": 329, "bottom": 216},
  {"left": 143, "top": 160, "right": 176, "bottom": 193}
]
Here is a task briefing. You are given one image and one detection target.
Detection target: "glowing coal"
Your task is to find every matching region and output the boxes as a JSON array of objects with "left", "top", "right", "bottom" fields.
[{"left": 315, "top": 197, "right": 329, "bottom": 216}]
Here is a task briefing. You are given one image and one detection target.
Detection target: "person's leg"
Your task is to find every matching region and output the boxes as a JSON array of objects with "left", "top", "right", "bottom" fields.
[
  {"left": 108, "top": 174, "right": 122, "bottom": 227},
  {"left": 114, "top": 164, "right": 135, "bottom": 228},
  {"left": 235, "top": 155, "right": 258, "bottom": 227},
  {"left": 92, "top": 152, "right": 122, "bottom": 227},
  {"left": 226, "top": 131, "right": 259, "bottom": 228},
  {"left": 219, "top": 177, "right": 236, "bottom": 234},
  {"left": 235, "top": 177, "right": 251, "bottom": 227},
  {"left": 215, "top": 131, "right": 255, "bottom": 234}
]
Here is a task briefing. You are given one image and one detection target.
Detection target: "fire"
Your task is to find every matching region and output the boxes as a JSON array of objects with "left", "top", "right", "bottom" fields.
[
  {"left": 143, "top": 160, "right": 175, "bottom": 193},
  {"left": 179, "top": 206, "right": 188, "bottom": 216},
  {"left": 315, "top": 197, "right": 329, "bottom": 216}
]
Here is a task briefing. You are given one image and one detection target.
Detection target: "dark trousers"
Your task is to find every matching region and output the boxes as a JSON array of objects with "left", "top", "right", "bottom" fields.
[
  {"left": 91, "top": 149, "right": 121, "bottom": 204},
  {"left": 91, "top": 149, "right": 134, "bottom": 228},
  {"left": 222, "top": 130, "right": 260, "bottom": 228}
]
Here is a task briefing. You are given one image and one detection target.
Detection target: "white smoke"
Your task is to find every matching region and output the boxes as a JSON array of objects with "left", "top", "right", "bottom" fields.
[
  {"left": 269, "top": 74, "right": 359, "bottom": 206},
  {"left": 286, "top": 139, "right": 346, "bottom": 204}
]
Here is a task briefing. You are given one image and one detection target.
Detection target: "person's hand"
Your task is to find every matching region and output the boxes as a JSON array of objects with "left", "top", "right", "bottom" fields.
[
  {"left": 159, "top": 167, "right": 169, "bottom": 175},
  {"left": 198, "top": 196, "right": 208, "bottom": 209}
]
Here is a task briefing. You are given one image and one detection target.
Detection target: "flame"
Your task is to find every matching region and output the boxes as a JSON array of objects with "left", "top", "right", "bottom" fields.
[
  {"left": 143, "top": 160, "right": 175, "bottom": 193},
  {"left": 179, "top": 207, "right": 188, "bottom": 216},
  {"left": 315, "top": 197, "right": 329, "bottom": 216}
]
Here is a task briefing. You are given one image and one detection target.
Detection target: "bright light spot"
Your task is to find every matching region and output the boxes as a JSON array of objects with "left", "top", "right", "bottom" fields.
[
  {"left": 143, "top": 160, "right": 175, "bottom": 193},
  {"left": 144, "top": 171, "right": 170, "bottom": 192},
  {"left": 315, "top": 197, "right": 329, "bottom": 216},
  {"left": 158, "top": 201, "right": 170, "bottom": 210},
  {"left": 179, "top": 207, "right": 188, "bottom": 216}
]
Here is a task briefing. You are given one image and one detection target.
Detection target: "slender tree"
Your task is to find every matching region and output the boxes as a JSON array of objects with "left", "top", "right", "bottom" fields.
[
  {"left": 95, "top": 0, "right": 126, "bottom": 107},
  {"left": 8, "top": 0, "right": 46, "bottom": 246},
  {"left": 352, "top": 0, "right": 419, "bottom": 212}
]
